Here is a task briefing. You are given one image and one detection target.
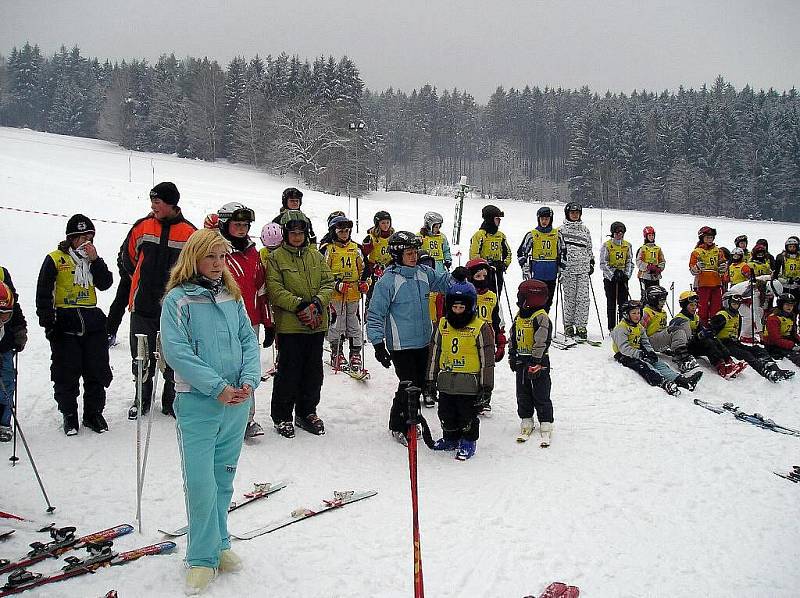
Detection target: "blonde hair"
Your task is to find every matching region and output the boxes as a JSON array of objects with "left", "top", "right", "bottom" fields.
[{"left": 165, "top": 229, "right": 242, "bottom": 300}]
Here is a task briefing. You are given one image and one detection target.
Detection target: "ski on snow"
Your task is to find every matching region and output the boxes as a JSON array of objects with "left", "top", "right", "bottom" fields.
[
  {"left": 523, "top": 581, "right": 581, "bottom": 598},
  {"left": 694, "top": 399, "right": 800, "bottom": 437},
  {"left": 0, "top": 540, "right": 176, "bottom": 596},
  {"left": 231, "top": 490, "right": 377, "bottom": 540},
  {"left": 158, "top": 480, "right": 288, "bottom": 537},
  {"left": 773, "top": 465, "right": 800, "bottom": 484},
  {"left": 0, "top": 524, "right": 134, "bottom": 575}
]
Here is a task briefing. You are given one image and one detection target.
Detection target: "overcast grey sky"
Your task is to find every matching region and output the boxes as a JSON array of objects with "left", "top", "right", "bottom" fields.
[{"left": 2, "top": 0, "right": 798, "bottom": 101}]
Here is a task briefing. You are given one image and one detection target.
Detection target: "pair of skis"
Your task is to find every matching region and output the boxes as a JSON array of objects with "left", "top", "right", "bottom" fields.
[
  {"left": 524, "top": 581, "right": 580, "bottom": 598},
  {"left": 158, "top": 480, "right": 288, "bottom": 537},
  {"left": 0, "top": 540, "right": 175, "bottom": 596},
  {"left": 693, "top": 399, "right": 800, "bottom": 437},
  {"left": 773, "top": 465, "right": 800, "bottom": 484}
]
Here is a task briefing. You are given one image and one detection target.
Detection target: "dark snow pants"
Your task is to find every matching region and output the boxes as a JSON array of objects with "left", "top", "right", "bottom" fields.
[
  {"left": 604, "top": 277, "right": 629, "bottom": 331},
  {"left": 515, "top": 366, "right": 553, "bottom": 423},
  {"left": 50, "top": 330, "right": 112, "bottom": 416},
  {"left": 271, "top": 332, "right": 324, "bottom": 424},
  {"left": 614, "top": 352, "right": 664, "bottom": 387},
  {"left": 438, "top": 392, "right": 480, "bottom": 442},
  {"left": 388, "top": 347, "right": 429, "bottom": 432}
]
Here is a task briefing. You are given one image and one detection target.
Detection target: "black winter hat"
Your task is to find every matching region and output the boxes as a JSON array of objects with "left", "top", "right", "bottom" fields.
[
  {"left": 481, "top": 205, "right": 504, "bottom": 219},
  {"left": 282, "top": 187, "right": 303, "bottom": 209},
  {"left": 65, "top": 214, "right": 95, "bottom": 237},
  {"left": 149, "top": 181, "right": 180, "bottom": 205}
]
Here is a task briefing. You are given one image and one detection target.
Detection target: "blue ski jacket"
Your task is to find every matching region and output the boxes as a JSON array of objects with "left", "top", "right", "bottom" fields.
[{"left": 161, "top": 283, "right": 261, "bottom": 400}]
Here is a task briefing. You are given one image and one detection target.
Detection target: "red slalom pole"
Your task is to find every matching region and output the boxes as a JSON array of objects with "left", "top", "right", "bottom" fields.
[{"left": 405, "top": 384, "right": 425, "bottom": 598}]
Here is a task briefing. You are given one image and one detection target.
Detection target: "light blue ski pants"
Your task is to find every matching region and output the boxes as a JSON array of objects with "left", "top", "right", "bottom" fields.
[
  {"left": 175, "top": 391, "right": 250, "bottom": 568},
  {"left": 647, "top": 358, "right": 678, "bottom": 382}
]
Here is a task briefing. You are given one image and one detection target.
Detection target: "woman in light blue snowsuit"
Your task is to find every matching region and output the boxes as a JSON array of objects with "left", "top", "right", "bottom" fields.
[{"left": 160, "top": 229, "right": 260, "bottom": 593}]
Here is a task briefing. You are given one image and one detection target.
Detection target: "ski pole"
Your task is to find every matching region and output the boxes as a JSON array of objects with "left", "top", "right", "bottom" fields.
[
  {"left": 670, "top": 281, "right": 675, "bottom": 317},
  {"left": 749, "top": 272, "right": 756, "bottom": 342},
  {"left": 138, "top": 334, "right": 160, "bottom": 533},
  {"left": 588, "top": 276, "right": 605, "bottom": 339},
  {"left": 9, "top": 352, "right": 19, "bottom": 465},
  {"left": 404, "top": 383, "right": 424, "bottom": 598},
  {"left": 552, "top": 276, "right": 561, "bottom": 337},
  {"left": 0, "top": 374, "right": 55, "bottom": 513},
  {"left": 134, "top": 334, "right": 148, "bottom": 533}
]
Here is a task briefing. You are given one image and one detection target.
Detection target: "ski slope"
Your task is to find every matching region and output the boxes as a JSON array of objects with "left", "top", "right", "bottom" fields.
[{"left": 0, "top": 127, "right": 798, "bottom": 598}]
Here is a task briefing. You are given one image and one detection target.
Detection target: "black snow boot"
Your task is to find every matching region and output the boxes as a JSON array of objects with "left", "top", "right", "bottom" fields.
[
  {"left": 675, "top": 370, "right": 703, "bottom": 392},
  {"left": 295, "top": 413, "right": 325, "bottom": 435},
  {"left": 83, "top": 412, "right": 109, "bottom": 434},
  {"left": 63, "top": 412, "right": 79, "bottom": 436}
]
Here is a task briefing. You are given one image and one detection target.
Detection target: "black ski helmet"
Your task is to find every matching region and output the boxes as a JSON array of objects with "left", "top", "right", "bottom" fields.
[
  {"left": 610, "top": 221, "right": 626, "bottom": 235},
  {"left": 417, "top": 250, "right": 435, "bottom": 269},
  {"left": 481, "top": 205, "right": 504, "bottom": 220},
  {"left": 644, "top": 285, "right": 668, "bottom": 308},
  {"left": 734, "top": 234, "right": 748, "bottom": 247},
  {"left": 776, "top": 292, "right": 796, "bottom": 311},
  {"left": 281, "top": 187, "right": 303, "bottom": 208},
  {"left": 722, "top": 291, "right": 743, "bottom": 312},
  {"left": 374, "top": 210, "right": 392, "bottom": 227},
  {"left": 387, "top": 231, "right": 422, "bottom": 264},
  {"left": 517, "top": 279, "right": 549, "bottom": 309},
  {"left": 564, "top": 202, "right": 582, "bottom": 220},
  {"left": 785, "top": 236, "right": 800, "bottom": 251},
  {"left": 619, "top": 299, "right": 642, "bottom": 322},
  {"left": 537, "top": 206, "right": 554, "bottom": 222}
]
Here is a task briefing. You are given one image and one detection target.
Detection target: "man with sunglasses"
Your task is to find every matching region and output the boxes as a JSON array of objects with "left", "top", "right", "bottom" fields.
[{"left": 119, "top": 182, "right": 196, "bottom": 419}]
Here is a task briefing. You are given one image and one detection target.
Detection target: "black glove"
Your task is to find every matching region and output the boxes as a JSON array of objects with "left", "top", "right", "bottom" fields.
[
  {"left": 697, "top": 328, "right": 714, "bottom": 340},
  {"left": 13, "top": 328, "right": 27, "bottom": 352},
  {"left": 509, "top": 357, "right": 518, "bottom": 372},
  {"left": 589, "top": 260, "right": 595, "bottom": 275},
  {"left": 451, "top": 266, "right": 469, "bottom": 282},
  {"left": 44, "top": 326, "right": 58, "bottom": 342},
  {"left": 373, "top": 342, "right": 392, "bottom": 368},
  {"left": 641, "top": 350, "right": 658, "bottom": 363},
  {"left": 262, "top": 327, "right": 275, "bottom": 349},
  {"left": 444, "top": 260, "right": 452, "bottom": 270}
]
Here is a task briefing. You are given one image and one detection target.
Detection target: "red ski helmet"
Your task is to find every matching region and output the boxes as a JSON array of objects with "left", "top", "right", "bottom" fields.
[
  {"left": 517, "top": 279, "right": 549, "bottom": 309},
  {"left": 643, "top": 226, "right": 655, "bottom": 240}
]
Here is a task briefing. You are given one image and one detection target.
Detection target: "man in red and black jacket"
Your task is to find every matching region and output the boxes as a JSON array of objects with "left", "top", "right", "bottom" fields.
[{"left": 119, "top": 182, "right": 196, "bottom": 419}]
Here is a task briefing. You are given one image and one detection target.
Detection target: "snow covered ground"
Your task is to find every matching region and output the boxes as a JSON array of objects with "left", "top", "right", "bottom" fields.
[{"left": 0, "top": 126, "right": 798, "bottom": 597}]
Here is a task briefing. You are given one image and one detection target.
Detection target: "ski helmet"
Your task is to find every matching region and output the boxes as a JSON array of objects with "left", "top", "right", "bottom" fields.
[
  {"left": 610, "top": 221, "right": 626, "bottom": 235},
  {"left": 0, "top": 282, "right": 14, "bottom": 316},
  {"left": 417, "top": 250, "right": 435, "bottom": 269},
  {"left": 423, "top": 211, "right": 444, "bottom": 231},
  {"left": 326, "top": 211, "right": 346, "bottom": 229},
  {"left": 564, "top": 202, "right": 582, "bottom": 220},
  {"left": 698, "top": 226, "right": 717, "bottom": 239},
  {"left": 776, "top": 292, "right": 796, "bottom": 311},
  {"left": 730, "top": 247, "right": 745, "bottom": 261},
  {"left": 537, "top": 206, "right": 554, "bottom": 222},
  {"left": 387, "top": 231, "right": 422, "bottom": 264},
  {"left": 766, "top": 279, "right": 784, "bottom": 299},
  {"left": 734, "top": 234, "right": 748, "bottom": 247},
  {"left": 785, "top": 236, "right": 799, "bottom": 251},
  {"left": 279, "top": 210, "right": 310, "bottom": 244},
  {"left": 218, "top": 202, "right": 255, "bottom": 227},
  {"left": 752, "top": 243, "right": 767, "bottom": 258},
  {"left": 328, "top": 215, "right": 353, "bottom": 234},
  {"left": 466, "top": 258, "right": 491, "bottom": 275},
  {"left": 517, "top": 279, "right": 549, "bottom": 310},
  {"left": 756, "top": 238, "right": 769, "bottom": 249},
  {"left": 643, "top": 226, "right": 655, "bottom": 240},
  {"left": 481, "top": 205, "right": 504, "bottom": 220},
  {"left": 373, "top": 211, "right": 392, "bottom": 227},
  {"left": 203, "top": 213, "right": 219, "bottom": 229},
  {"left": 678, "top": 290, "right": 699, "bottom": 308},
  {"left": 619, "top": 299, "right": 642, "bottom": 323},
  {"left": 445, "top": 281, "right": 478, "bottom": 314},
  {"left": 644, "top": 285, "right": 668, "bottom": 308},
  {"left": 281, "top": 187, "right": 303, "bottom": 208},
  {"left": 722, "top": 291, "right": 743, "bottom": 311},
  {"left": 260, "top": 222, "right": 283, "bottom": 249}
]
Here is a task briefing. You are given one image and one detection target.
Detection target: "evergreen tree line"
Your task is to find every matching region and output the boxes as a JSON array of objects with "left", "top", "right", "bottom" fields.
[{"left": 1, "top": 42, "right": 798, "bottom": 222}]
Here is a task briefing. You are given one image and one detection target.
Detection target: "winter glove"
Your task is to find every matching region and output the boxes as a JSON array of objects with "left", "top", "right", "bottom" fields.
[
  {"left": 646, "top": 263, "right": 660, "bottom": 273},
  {"left": 451, "top": 266, "right": 469, "bottom": 282},
  {"left": 589, "top": 259, "right": 595, "bottom": 275},
  {"left": 695, "top": 259, "right": 707, "bottom": 271},
  {"left": 640, "top": 350, "right": 658, "bottom": 364},
  {"left": 509, "top": 356, "right": 519, "bottom": 372},
  {"left": 296, "top": 299, "right": 323, "bottom": 329},
  {"left": 334, "top": 280, "right": 349, "bottom": 294},
  {"left": 372, "top": 264, "right": 385, "bottom": 279},
  {"left": 358, "top": 281, "right": 370, "bottom": 294},
  {"left": 494, "top": 330, "right": 507, "bottom": 362},
  {"left": 44, "top": 326, "right": 58, "bottom": 342},
  {"left": 262, "top": 326, "right": 275, "bottom": 349},
  {"left": 13, "top": 327, "right": 27, "bottom": 352},
  {"left": 373, "top": 342, "right": 392, "bottom": 368},
  {"left": 792, "top": 345, "right": 800, "bottom": 353},
  {"left": 444, "top": 259, "right": 452, "bottom": 269},
  {"left": 474, "top": 388, "right": 492, "bottom": 410},
  {"left": 527, "top": 363, "right": 545, "bottom": 379},
  {"left": 697, "top": 328, "right": 714, "bottom": 340}
]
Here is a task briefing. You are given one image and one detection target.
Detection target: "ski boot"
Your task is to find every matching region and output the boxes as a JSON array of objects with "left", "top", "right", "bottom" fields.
[
  {"left": 82, "top": 412, "right": 109, "bottom": 433},
  {"left": 564, "top": 325, "right": 575, "bottom": 338},
  {"left": 422, "top": 387, "right": 437, "bottom": 408},
  {"left": 0, "top": 425, "right": 11, "bottom": 442},
  {"left": 455, "top": 439, "right": 476, "bottom": 460},
  {"left": 575, "top": 326, "right": 588, "bottom": 341},
  {"left": 675, "top": 370, "right": 703, "bottom": 392},
  {"left": 245, "top": 421, "right": 265, "bottom": 438},
  {"left": 348, "top": 351, "right": 362, "bottom": 373},
  {"left": 63, "top": 412, "right": 79, "bottom": 436},
  {"left": 107, "top": 334, "right": 118, "bottom": 348},
  {"left": 274, "top": 421, "right": 295, "bottom": 438},
  {"left": 660, "top": 379, "right": 681, "bottom": 396},
  {"left": 674, "top": 353, "right": 699, "bottom": 373},
  {"left": 295, "top": 413, "right": 325, "bottom": 435},
  {"left": 185, "top": 566, "right": 216, "bottom": 595},
  {"left": 218, "top": 549, "right": 243, "bottom": 573},
  {"left": 128, "top": 400, "right": 151, "bottom": 420},
  {"left": 432, "top": 438, "right": 459, "bottom": 451},
  {"left": 392, "top": 430, "right": 408, "bottom": 446}
]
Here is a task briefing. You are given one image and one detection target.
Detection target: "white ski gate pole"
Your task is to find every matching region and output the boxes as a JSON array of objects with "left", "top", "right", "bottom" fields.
[
  {"left": 452, "top": 175, "right": 469, "bottom": 245},
  {"left": 135, "top": 334, "right": 148, "bottom": 533}
]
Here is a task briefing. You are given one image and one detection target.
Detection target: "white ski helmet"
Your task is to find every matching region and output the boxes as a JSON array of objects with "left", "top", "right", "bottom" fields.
[
  {"left": 423, "top": 211, "right": 444, "bottom": 231},
  {"left": 260, "top": 222, "right": 283, "bottom": 249},
  {"left": 218, "top": 202, "right": 255, "bottom": 227},
  {"left": 765, "top": 278, "right": 784, "bottom": 299}
]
